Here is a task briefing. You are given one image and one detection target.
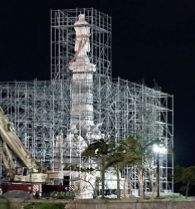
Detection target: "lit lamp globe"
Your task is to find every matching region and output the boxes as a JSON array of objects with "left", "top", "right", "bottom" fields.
[{"left": 153, "top": 144, "right": 167, "bottom": 154}]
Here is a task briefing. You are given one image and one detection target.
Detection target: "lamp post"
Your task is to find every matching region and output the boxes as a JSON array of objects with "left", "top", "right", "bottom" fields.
[{"left": 153, "top": 144, "right": 167, "bottom": 197}]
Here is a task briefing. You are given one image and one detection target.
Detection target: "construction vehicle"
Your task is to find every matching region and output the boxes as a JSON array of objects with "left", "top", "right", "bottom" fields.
[{"left": 0, "top": 107, "right": 65, "bottom": 195}]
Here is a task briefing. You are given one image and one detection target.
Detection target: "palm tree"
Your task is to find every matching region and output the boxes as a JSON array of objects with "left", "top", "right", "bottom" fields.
[
  {"left": 105, "top": 137, "right": 142, "bottom": 199},
  {"left": 82, "top": 139, "right": 110, "bottom": 198},
  {"left": 82, "top": 137, "right": 143, "bottom": 199},
  {"left": 137, "top": 138, "right": 165, "bottom": 199}
]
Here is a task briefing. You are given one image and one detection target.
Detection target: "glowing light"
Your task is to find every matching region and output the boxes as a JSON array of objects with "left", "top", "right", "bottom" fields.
[{"left": 153, "top": 144, "right": 167, "bottom": 154}]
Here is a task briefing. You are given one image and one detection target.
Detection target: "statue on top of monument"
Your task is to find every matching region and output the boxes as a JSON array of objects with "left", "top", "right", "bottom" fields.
[{"left": 74, "top": 14, "right": 90, "bottom": 57}]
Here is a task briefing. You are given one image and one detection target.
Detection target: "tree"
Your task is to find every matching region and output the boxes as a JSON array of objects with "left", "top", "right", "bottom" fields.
[
  {"left": 175, "top": 165, "right": 195, "bottom": 198},
  {"left": 82, "top": 137, "right": 142, "bottom": 199},
  {"left": 105, "top": 136, "right": 142, "bottom": 199},
  {"left": 82, "top": 139, "right": 110, "bottom": 198},
  {"left": 136, "top": 138, "right": 166, "bottom": 199}
]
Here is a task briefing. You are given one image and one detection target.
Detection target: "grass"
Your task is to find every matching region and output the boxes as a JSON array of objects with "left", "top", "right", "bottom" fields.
[
  {"left": 145, "top": 193, "right": 186, "bottom": 201},
  {"left": 157, "top": 194, "right": 186, "bottom": 201},
  {"left": 0, "top": 199, "right": 10, "bottom": 209},
  {"left": 24, "top": 203, "right": 65, "bottom": 209},
  {"left": 0, "top": 198, "right": 66, "bottom": 209}
]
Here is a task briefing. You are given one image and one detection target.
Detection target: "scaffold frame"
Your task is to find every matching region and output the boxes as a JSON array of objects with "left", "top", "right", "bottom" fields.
[
  {"left": 0, "top": 8, "right": 174, "bottom": 194},
  {"left": 50, "top": 8, "right": 112, "bottom": 80}
]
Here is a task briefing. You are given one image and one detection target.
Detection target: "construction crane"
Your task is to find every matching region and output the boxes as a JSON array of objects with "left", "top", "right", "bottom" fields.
[
  {"left": 0, "top": 107, "right": 63, "bottom": 183},
  {"left": 0, "top": 107, "right": 47, "bottom": 182},
  {"left": 0, "top": 107, "right": 69, "bottom": 196}
]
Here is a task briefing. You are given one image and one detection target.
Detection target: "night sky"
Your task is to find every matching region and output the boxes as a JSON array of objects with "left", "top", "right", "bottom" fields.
[{"left": 1, "top": 0, "right": 195, "bottom": 166}]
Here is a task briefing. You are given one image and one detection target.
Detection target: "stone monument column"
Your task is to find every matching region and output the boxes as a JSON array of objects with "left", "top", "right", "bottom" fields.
[
  {"left": 69, "top": 14, "right": 96, "bottom": 138},
  {"left": 68, "top": 14, "right": 96, "bottom": 199}
]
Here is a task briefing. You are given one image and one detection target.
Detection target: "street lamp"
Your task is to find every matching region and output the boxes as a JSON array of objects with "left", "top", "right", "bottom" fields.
[{"left": 153, "top": 144, "right": 167, "bottom": 197}]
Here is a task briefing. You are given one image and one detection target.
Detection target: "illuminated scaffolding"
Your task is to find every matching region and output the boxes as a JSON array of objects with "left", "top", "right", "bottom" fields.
[
  {"left": 50, "top": 8, "right": 112, "bottom": 80},
  {"left": 0, "top": 8, "right": 174, "bottom": 194},
  {"left": 0, "top": 80, "right": 71, "bottom": 170}
]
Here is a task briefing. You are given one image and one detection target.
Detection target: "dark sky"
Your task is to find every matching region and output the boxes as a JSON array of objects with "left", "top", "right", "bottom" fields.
[{"left": 1, "top": 0, "right": 195, "bottom": 166}]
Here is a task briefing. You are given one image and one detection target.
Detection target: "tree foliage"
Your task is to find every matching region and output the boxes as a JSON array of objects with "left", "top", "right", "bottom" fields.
[
  {"left": 175, "top": 165, "right": 195, "bottom": 198},
  {"left": 105, "top": 137, "right": 142, "bottom": 199},
  {"left": 82, "top": 139, "right": 110, "bottom": 198},
  {"left": 82, "top": 137, "right": 143, "bottom": 199}
]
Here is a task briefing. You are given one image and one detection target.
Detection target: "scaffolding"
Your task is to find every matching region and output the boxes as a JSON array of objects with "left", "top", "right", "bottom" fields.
[
  {"left": 0, "top": 80, "right": 71, "bottom": 170},
  {"left": 51, "top": 8, "right": 112, "bottom": 80},
  {"left": 0, "top": 8, "right": 174, "bottom": 194}
]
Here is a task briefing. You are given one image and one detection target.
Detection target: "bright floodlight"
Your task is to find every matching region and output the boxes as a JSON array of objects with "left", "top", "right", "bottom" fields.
[{"left": 153, "top": 144, "right": 167, "bottom": 154}]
